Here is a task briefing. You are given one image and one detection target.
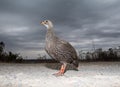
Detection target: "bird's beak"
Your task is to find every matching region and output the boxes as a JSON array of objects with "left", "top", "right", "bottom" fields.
[{"left": 40, "top": 21, "right": 44, "bottom": 25}]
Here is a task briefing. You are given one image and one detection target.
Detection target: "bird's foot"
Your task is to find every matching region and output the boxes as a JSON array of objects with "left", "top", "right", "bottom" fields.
[
  {"left": 53, "top": 64, "right": 66, "bottom": 76},
  {"left": 53, "top": 72, "right": 64, "bottom": 76}
]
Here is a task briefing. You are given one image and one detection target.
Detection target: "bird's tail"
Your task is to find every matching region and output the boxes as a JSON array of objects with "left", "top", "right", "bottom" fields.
[{"left": 72, "top": 59, "right": 79, "bottom": 71}]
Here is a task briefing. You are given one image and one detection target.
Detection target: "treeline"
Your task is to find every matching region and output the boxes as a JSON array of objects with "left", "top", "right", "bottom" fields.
[
  {"left": 37, "top": 47, "right": 120, "bottom": 62},
  {"left": 0, "top": 41, "right": 23, "bottom": 62},
  {"left": 0, "top": 41, "right": 120, "bottom": 63},
  {"left": 37, "top": 54, "right": 58, "bottom": 63},
  {"left": 79, "top": 48, "right": 120, "bottom": 61}
]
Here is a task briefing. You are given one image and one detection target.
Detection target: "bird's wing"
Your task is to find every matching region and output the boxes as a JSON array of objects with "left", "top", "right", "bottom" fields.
[{"left": 56, "top": 39, "right": 78, "bottom": 60}]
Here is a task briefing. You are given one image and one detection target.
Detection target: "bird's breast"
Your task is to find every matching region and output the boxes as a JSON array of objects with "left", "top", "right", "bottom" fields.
[{"left": 45, "top": 40, "right": 55, "bottom": 52}]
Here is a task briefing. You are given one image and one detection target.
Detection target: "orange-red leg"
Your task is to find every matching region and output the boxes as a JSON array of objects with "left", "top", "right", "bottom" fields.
[{"left": 53, "top": 63, "right": 67, "bottom": 76}]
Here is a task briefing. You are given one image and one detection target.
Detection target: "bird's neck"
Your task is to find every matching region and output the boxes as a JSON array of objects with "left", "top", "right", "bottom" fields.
[
  {"left": 46, "top": 23, "right": 53, "bottom": 29},
  {"left": 46, "top": 28, "right": 56, "bottom": 42}
]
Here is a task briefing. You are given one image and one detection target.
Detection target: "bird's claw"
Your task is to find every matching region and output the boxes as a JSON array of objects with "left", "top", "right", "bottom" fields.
[{"left": 53, "top": 72, "right": 64, "bottom": 76}]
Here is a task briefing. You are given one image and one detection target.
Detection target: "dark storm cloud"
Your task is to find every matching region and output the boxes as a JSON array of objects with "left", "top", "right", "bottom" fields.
[{"left": 0, "top": 0, "right": 120, "bottom": 58}]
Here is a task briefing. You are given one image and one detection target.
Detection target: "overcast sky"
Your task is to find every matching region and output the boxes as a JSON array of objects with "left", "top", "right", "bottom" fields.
[{"left": 0, "top": 0, "right": 120, "bottom": 58}]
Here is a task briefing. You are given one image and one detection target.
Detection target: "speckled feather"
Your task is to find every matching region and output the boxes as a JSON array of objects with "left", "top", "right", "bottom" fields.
[{"left": 43, "top": 20, "right": 79, "bottom": 68}]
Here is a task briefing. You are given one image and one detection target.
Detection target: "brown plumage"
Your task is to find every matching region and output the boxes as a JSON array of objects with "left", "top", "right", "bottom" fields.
[{"left": 41, "top": 20, "right": 79, "bottom": 76}]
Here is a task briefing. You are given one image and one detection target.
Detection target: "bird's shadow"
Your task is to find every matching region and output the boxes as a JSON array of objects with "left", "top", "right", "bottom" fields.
[{"left": 45, "top": 63, "right": 78, "bottom": 71}]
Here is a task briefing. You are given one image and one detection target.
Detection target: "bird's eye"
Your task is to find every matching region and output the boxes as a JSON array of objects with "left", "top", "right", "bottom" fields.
[{"left": 46, "top": 20, "right": 48, "bottom": 22}]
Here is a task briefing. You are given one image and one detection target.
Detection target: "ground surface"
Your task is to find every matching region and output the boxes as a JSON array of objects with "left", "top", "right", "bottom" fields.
[{"left": 0, "top": 62, "right": 120, "bottom": 87}]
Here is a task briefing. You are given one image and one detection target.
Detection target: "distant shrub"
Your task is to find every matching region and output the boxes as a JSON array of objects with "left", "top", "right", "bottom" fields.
[{"left": 0, "top": 41, "right": 23, "bottom": 62}]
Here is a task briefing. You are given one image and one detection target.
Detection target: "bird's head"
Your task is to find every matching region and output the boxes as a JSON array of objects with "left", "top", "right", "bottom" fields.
[{"left": 40, "top": 20, "right": 53, "bottom": 29}]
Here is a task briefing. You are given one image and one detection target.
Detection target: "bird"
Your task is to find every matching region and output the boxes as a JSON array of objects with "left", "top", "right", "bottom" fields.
[{"left": 40, "top": 20, "right": 79, "bottom": 76}]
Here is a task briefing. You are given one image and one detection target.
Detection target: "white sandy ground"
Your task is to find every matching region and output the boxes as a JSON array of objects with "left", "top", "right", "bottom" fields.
[{"left": 0, "top": 62, "right": 120, "bottom": 87}]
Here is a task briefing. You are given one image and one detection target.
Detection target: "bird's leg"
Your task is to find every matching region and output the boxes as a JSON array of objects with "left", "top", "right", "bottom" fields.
[{"left": 53, "top": 63, "right": 67, "bottom": 76}]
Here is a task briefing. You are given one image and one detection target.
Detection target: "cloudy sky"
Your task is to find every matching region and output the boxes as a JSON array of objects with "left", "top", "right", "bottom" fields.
[{"left": 0, "top": 0, "right": 120, "bottom": 58}]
